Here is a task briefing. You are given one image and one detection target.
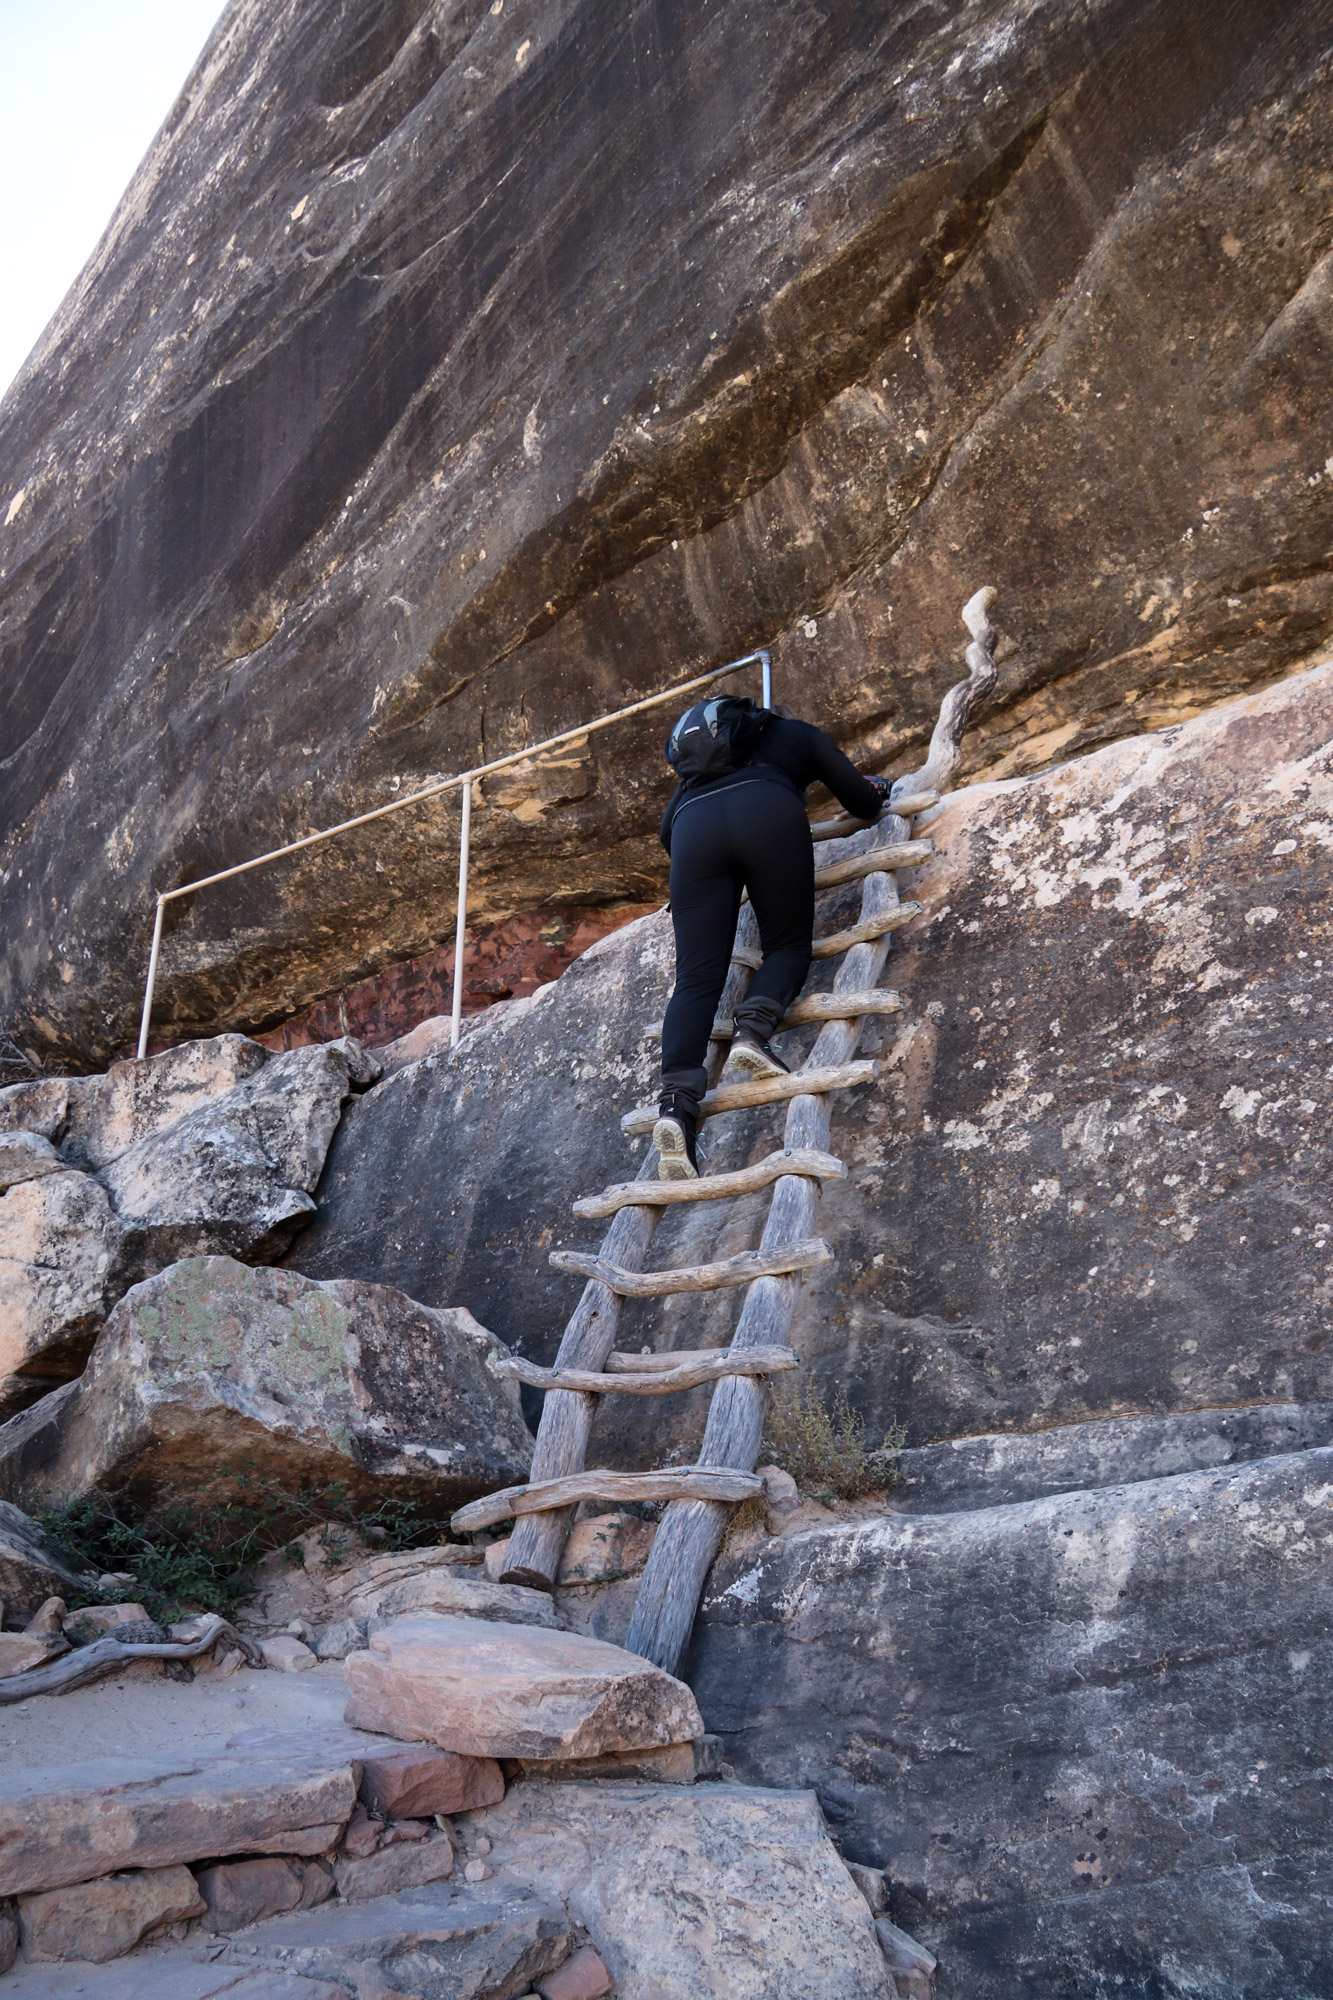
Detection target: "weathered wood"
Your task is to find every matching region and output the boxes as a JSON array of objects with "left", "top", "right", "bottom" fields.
[
  {"left": 550, "top": 1237, "right": 833, "bottom": 1295},
  {"left": 814, "top": 840, "right": 932, "bottom": 889},
  {"left": 619, "top": 1063, "right": 878, "bottom": 1136},
  {"left": 573, "top": 1147, "right": 845, "bottom": 1220},
  {"left": 889, "top": 588, "right": 998, "bottom": 800},
  {"left": 500, "top": 904, "right": 764, "bottom": 1590},
  {"left": 628, "top": 823, "right": 916, "bottom": 1673},
  {"left": 810, "top": 791, "right": 937, "bottom": 839},
  {"left": 730, "top": 946, "right": 764, "bottom": 970},
  {"left": 708, "top": 989, "right": 902, "bottom": 1040},
  {"left": 0, "top": 1617, "right": 260, "bottom": 1704},
  {"left": 453, "top": 1467, "right": 765, "bottom": 1534},
  {"left": 606, "top": 1347, "right": 728, "bottom": 1372},
  {"left": 488, "top": 1345, "right": 797, "bottom": 1396},
  {"left": 811, "top": 902, "right": 922, "bottom": 959}
]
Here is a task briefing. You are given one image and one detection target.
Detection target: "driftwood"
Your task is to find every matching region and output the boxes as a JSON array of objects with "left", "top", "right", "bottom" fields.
[
  {"left": 810, "top": 790, "right": 938, "bottom": 839},
  {"left": 551, "top": 1237, "right": 833, "bottom": 1296},
  {"left": 890, "top": 587, "right": 998, "bottom": 801},
  {"left": 454, "top": 1467, "right": 765, "bottom": 1534},
  {"left": 487, "top": 1345, "right": 797, "bottom": 1396},
  {"left": 619, "top": 1062, "right": 878, "bottom": 1136},
  {"left": 0, "top": 1615, "right": 261, "bottom": 1704},
  {"left": 573, "top": 1147, "right": 845, "bottom": 1221},
  {"left": 814, "top": 840, "right": 932, "bottom": 890},
  {"left": 499, "top": 907, "right": 765, "bottom": 1589},
  {"left": 812, "top": 902, "right": 922, "bottom": 959}
]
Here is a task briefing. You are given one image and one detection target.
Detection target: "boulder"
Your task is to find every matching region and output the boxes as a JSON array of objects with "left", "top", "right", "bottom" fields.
[
  {"left": 691, "top": 1445, "right": 1333, "bottom": 1999},
  {"left": 465, "top": 1780, "right": 892, "bottom": 1999},
  {"left": 0, "top": 1171, "right": 128, "bottom": 1415},
  {"left": 98, "top": 1041, "right": 377, "bottom": 1280},
  {"left": 356, "top": 1571, "right": 561, "bottom": 1630},
  {"left": 0, "top": 1255, "right": 533, "bottom": 1519},
  {"left": 0, "top": 1747, "right": 357, "bottom": 1896},
  {"left": 357, "top": 1746, "right": 505, "bottom": 1820},
  {"left": 260, "top": 1636, "right": 317, "bottom": 1674},
  {"left": 0, "top": 1132, "right": 60, "bottom": 1193},
  {"left": 538, "top": 1947, "right": 614, "bottom": 2000},
  {"left": 331, "top": 1827, "right": 456, "bottom": 1903},
  {"left": 61, "top": 1603, "right": 149, "bottom": 1646},
  {"left": 17, "top": 1863, "right": 205, "bottom": 1963},
  {"left": 0, "top": 1632, "right": 65, "bottom": 1677},
  {"left": 343, "top": 1614, "right": 703, "bottom": 1761},
  {"left": 194, "top": 1855, "right": 333, "bottom": 1934},
  {"left": 0, "top": 1036, "right": 377, "bottom": 1416},
  {"left": 0, "top": 1499, "right": 94, "bottom": 1620},
  {"left": 0, "top": 1081, "right": 68, "bottom": 1141}
]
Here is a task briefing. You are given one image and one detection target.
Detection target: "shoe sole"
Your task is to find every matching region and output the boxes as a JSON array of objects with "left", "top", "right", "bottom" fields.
[
  {"left": 652, "top": 1115, "right": 699, "bottom": 1181},
  {"left": 726, "top": 1041, "right": 790, "bottom": 1080}
]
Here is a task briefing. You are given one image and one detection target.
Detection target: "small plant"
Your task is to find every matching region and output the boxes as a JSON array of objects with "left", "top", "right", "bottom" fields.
[
  {"left": 38, "top": 1465, "right": 443, "bottom": 1625},
  {"left": 763, "top": 1384, "right": 905, "bottom": 1502}
]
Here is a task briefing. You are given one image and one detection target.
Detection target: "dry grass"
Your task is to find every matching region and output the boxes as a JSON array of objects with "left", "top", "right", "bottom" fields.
[{"left": 763, "top": 1383, "right": 906, "bottom": 1501}]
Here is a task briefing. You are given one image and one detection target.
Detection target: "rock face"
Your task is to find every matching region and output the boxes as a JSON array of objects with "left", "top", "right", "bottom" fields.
[
  {"left": 0, "top": 1035, "right": 373, "bottom": 1416},
  {"left": 2, "top": 0, "right": 1331, "bottom": 1065},
  {"left": 291, "top": 668, "right": 1333, "bottom": 1995},
  {"left": 692, "top": 1446, "right": 1333, "bottom": 2000},
  {"left": 0, "top": 1255, "right": 533, "bottom": 1519},
  {"left": 466, "top": 1780, "right": 893, "bottom": 2000},
  {"left": 344, "top": 1613, "right": 703, "bottom": 1761},
  {"left": 0, "top": 1500, "right": 91, "bottom": 1620}
]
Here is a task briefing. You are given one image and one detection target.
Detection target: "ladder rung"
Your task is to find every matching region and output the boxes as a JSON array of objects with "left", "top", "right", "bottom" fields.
[
  {"left": 452, "top": 1466, "right": 764, "bottom": 1534},
  {"left": 620, "top": 1064, "right": 877, "bottom": 1136},
  {"left": 550, "top": 1236, "right": 834, "bottom": 1295},
  {"left": 812, "top": 902, "right": 922, "bottom": 958},
  {"left": 573, "top": 1146, "right": 846, "bottom": 1221},
  {"left": 708, "top": 990, "right": 903, "bottom": 1040},
  {"left": 815, "top": 839, "right": 932, "bottom": 889},
  {"left": 809, "top": 791, "right": 938, "bottom": 840},
  {"left": 487, "top": 1345, "right": 797, "bottom": 1397}
]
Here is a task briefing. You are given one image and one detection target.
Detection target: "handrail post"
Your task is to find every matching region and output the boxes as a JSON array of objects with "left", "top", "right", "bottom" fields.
[
  {"left": 449, "top": 780, "right": 472, "bottom": 1049},
  {"left": 759, "top": 649, "right": 772, "bottom": 708},
  {"left": 136, "top": 897, "right": 166, "bottom": 1061}
]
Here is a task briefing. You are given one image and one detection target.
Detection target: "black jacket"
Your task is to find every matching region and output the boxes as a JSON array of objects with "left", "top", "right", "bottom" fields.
[{"left": 660, "top": 715, "right": 883, "bottom": 854}]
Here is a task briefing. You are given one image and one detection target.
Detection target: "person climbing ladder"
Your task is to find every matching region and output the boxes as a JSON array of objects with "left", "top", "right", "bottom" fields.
[{"left": 652, "top": 694, "right": 892, "bottom": 1180}]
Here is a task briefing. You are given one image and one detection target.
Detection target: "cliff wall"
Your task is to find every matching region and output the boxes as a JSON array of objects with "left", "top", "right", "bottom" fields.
[{"left": 2, "top": 0, "right": 1331, "bottom": 1064}]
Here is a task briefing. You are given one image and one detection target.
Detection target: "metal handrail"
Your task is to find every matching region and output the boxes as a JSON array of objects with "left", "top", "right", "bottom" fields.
[{"left": 136, "top": 649, "right": 773, "bottom": 1059}]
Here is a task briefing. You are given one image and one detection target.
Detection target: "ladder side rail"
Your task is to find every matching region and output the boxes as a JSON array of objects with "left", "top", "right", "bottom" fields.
[
  {"left": 625, "top": 832, "right": 906, "bottom": 1672},
  {"left": 500, "top": 904, "right": 763, "bottom": 1589}
]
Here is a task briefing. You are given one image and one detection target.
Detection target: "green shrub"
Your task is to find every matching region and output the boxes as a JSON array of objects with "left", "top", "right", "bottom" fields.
[
  {"left": 38, "top": 1464, "right": 441, "bottom": 1625},
  {"left": 763, "top": 1384, "right": 905, "bottom": 1502}
]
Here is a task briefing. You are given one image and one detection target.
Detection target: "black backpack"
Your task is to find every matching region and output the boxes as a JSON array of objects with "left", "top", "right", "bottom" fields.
[{"left": 665, "top": 695, "right": 771, "bottom": 784}]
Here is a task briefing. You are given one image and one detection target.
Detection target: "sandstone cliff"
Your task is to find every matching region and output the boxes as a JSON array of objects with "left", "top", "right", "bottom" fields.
[{"left": 2, "top": 0, "right": 1332, "bottom": 1063}]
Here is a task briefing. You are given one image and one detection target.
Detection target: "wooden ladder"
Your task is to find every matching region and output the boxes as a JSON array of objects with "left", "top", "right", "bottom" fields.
[{"left": 453, "top": 590, "right": 999, "bottom": 1677}]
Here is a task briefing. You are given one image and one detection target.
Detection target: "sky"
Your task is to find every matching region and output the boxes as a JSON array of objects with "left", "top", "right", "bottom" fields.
[{"left": 0, "top": 0, "right": 227, "bottom": 398}]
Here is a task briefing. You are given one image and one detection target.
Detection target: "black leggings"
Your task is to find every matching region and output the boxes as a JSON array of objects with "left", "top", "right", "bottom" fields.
[{"left": 661, "top": 780, "right": 814, "bottom": 1086}]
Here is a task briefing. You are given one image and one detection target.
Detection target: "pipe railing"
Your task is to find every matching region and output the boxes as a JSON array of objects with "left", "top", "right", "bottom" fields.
[{"left": 136, "top": 649, "right": 773, "bottom": 1060}]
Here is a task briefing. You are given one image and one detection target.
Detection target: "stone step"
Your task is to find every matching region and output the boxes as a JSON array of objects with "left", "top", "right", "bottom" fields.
[
  {"left": 343, "top": 1613, "right": 704, "bottom": 1763},
  {"left": 0, "top": 1879, "right": 582, "bottom": 2000}
]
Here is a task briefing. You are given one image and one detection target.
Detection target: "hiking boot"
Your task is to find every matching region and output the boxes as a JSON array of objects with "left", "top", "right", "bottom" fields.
[
  {"left": 653, "top": 1089, "right": 702, "bottom": 1181},
  {"left": 726, "top": 1027, "right": 791, "bottom": 1079}
]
